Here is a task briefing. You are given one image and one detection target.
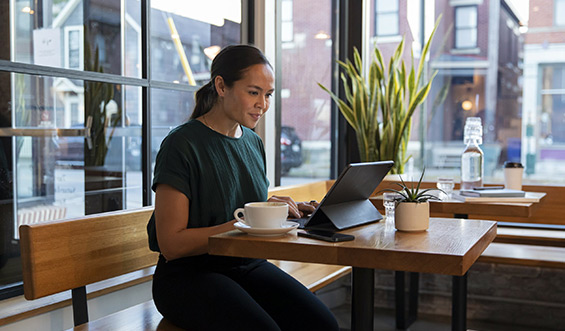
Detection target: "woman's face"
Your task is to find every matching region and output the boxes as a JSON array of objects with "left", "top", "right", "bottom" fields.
[{"left": 217, "top": 63, "right": 275, "bottom": 129}]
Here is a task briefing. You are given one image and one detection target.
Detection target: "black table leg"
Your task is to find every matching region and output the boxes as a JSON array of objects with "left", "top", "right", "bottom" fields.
[
  {"left": 395, "top": 271, "right": 419, "bottom": 329},
  {"left": 452, "top": 273, "right": 468, "bottom": 331},
  {"left": 351, "top": 267, "right": 374, "bottom": 331}
]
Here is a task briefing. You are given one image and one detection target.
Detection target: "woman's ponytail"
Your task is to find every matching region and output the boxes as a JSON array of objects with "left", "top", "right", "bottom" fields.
[{"left": 190, "top": 80, "right": 217, "bottom": 119}]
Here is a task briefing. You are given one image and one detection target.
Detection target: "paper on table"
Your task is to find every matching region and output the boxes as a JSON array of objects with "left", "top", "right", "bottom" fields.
[
  {"left": 459, "top": 188, "right": 525, "bottom": 197},
  {"left": 451, "top": 191, "right": 544, "bottom": 203}
]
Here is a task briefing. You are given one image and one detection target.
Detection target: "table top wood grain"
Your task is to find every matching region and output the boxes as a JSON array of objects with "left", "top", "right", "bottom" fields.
[{"left": 209, "top": 218, "right": 497, "bottom": 276}]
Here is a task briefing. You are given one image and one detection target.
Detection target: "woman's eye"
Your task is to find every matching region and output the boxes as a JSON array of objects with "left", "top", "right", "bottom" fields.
[
  {"left": 266, "top": 93, "right": 273, "bottom": 98},
  {"left": 249, "top": 91, "right": 259, "bottom": 96}
]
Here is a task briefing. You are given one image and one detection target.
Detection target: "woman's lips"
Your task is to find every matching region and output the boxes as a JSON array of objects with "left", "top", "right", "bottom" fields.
[{"left": 250, "top": 113, "right": 262, "bottom": 121}]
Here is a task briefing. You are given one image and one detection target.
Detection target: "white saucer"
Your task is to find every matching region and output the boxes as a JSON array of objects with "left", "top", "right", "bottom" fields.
[{"left": 234, "top": 221, "right": 299, "bottom": 237}]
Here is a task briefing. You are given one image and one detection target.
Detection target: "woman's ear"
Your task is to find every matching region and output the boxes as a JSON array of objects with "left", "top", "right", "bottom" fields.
[{"left": 214, "top": 76, "right": 226, "bottom": 96}]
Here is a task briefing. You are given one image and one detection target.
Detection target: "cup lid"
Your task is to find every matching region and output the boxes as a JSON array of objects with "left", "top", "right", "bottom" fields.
[{"left": 504, "top": 161, "right": 523, "bottom": 168}]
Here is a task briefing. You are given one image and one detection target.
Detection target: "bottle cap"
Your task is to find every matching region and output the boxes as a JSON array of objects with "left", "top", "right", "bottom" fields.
[
  {"left": 464, "top": 117, "right": 482, "bottom": 144},
  {"left": 504, "top": 161, "right": 523, "bottom": 168}
]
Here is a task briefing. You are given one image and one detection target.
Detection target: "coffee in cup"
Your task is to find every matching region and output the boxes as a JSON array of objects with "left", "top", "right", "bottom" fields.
[
  {"left": 504, "top": 161, "right": 524, "bottom": 190},
  {"left": 233, "top": 202, "right": 288, "bottom": 229}
]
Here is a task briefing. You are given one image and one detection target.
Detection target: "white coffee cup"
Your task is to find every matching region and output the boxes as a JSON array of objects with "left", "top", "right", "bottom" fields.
[
  {"left": 233, "top": 202, "right": 289, "bottom": 229},
  {"left": 504, "top": 161, "right": 524, "bottom": 190}
]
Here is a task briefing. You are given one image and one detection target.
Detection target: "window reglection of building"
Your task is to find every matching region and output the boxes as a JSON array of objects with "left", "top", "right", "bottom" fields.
[
  {"left": 282, "top": 0, "right": 294, "bottom": 43},
  {"left": 375, "top": 0, "right": 399, "bottom": 36},
  {"left": 455, "top": 6, "right": 478, "bottom": 49},
  {"left": 556, "top": 0, "right": 565, "bottom": 26}
]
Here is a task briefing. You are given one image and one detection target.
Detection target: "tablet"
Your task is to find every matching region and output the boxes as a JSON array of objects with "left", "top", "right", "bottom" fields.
[{"left": 294, "top": 161, "right": 394, "bottom": 230}]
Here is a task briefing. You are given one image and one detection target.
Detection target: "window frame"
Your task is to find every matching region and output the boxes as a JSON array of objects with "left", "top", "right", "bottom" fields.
[
  {"left": 556, "top": 0, "right": 565, "bottom": 27},
  {"left": 281, "top": 0, "right": 294, "bottom": 43},
  {"left": 454, "top": 5, "right": 478, "bottom": 49},
  {"left": 0, "top": 0, "right": 248, "bottom": 301},
  {"left": 374, "top": 0, "right": 399, "bottom": 37},
  {"left": 64, "top": 25, "right": 84, "bottom": 70}
]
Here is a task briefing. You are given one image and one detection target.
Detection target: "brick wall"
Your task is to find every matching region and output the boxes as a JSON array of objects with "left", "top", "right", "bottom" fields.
[
  {"left": 526, "top": 0, "right": 565, "bottom": 44},
  {"left": 354, "top": 262, "right": 565, "bottom": 329},
  {"left": 528, "top": 0, "right": 555, "bottom": 29}
]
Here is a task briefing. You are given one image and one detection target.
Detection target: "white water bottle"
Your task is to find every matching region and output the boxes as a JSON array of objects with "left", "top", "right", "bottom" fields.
[{"left": 461, "top": 117, "right": 484, "bottom": 190}]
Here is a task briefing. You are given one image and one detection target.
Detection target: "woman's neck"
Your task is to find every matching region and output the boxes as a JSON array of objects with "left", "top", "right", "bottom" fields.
[{"left": 199, "top": 109, "right": 242, "bottom": 138}]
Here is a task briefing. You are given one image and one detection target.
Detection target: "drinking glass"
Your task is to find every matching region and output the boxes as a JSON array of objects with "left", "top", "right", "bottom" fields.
[
  {"left": 383, "top": 193, "right": 401, "bottom": 222},
  {"left": 437, "top": 177, "right": 455, "bottom": 200}
]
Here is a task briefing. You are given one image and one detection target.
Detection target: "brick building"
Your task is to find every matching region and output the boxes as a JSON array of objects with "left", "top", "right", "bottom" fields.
[
  {"left": 280, "top": 0, "right": 524, "bottom": 177},
  {"left": 522, "top": 0, "right": 565, "bottom": 175}
]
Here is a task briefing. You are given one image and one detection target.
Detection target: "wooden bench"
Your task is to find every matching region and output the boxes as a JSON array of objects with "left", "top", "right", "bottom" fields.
[
  {"left": 18, "top": 181, "right": 351, "bottom": 329},
  {"left": 479, "top": 225, "right": 565, "bottom": 268}
]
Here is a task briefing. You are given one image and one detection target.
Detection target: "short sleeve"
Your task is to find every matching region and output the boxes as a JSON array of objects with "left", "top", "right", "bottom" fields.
[{"left": 151, "top": 132, "right": 192, "bottom": 200}]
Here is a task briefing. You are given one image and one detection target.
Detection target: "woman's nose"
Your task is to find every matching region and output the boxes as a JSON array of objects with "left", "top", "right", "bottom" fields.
[{"left": 257, "top": 97, "right": 267, "bottom": 110}]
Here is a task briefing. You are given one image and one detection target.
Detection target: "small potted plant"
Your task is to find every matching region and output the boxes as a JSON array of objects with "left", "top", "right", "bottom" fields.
[{"left": 380, "top": 169, "right": 443, "bottom": 232}]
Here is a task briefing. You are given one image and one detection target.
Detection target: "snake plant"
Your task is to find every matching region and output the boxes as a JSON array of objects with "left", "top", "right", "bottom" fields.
[
  {"left": 319, "top": 17, "right": 441, "bottom": 174},
  {"left": 380, "top": 168, "right": 442, "bottom": 203}
]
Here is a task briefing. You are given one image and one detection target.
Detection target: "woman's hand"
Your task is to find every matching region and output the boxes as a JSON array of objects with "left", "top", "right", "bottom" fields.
[{"left": 268, "top": 195, "right": 319, "bottom": 218}]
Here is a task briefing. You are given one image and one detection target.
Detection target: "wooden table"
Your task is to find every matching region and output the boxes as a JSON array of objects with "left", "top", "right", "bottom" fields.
[
  {"left": 371, "top": 193, "right": 546, "bottom": 219},
  {"left": 370, "top": 192, "right": 545, "bottom": 329},
  {"left": 209, "top": 218, "right": 496, "bottom": 331},
  {"left": 429, "top": 193, "right": 546, "bottom": 218}
]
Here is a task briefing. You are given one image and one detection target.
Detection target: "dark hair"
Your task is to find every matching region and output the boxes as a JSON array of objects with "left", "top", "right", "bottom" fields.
[{"left": 190, "top": 45, "right": 272, "bottom": 119}]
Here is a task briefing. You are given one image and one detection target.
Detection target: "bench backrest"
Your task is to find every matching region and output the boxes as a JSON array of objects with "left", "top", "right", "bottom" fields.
[
  {"left": 268, "top": 180, "right": 333, "bottom": 202},
  {"left": 19, "top": 206, "right": 158, "bottom": 300},
  {"left": 19, "top": 181, "right": 333, "bottom": 301}
]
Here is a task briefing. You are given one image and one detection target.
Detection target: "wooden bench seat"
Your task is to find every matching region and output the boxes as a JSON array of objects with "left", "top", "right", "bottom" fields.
[
  {"left": 479, "top": 242, "right": 565, "bottom": 268},
  {"left": 18, "top": 180, "right": 351, "bottom": 329},
  {"left": 270, "top": 261, "right": 351, "bottom": 293},
  {"left": 495, "top": 226, "right": 565, "bottom": 247}
]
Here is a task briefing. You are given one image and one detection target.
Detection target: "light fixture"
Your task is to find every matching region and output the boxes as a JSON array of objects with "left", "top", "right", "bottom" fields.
[
  {"left": 462, "top": 100, "right": 473, "bottom": 111},
  {"left": 22, "top": 6, "right": 34, "bottom": 14},
  {"left": 204, "top": 45, "right": 221, "bottom": 60},
  {"left": 314, "top": 31, "right": 330, "bottom": 40}
]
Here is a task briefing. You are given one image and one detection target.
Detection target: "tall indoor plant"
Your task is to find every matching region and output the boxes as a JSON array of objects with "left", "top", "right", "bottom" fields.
[
  {"left": 83, "top": 37, "right": 123, "bottom": 214},
  {"left": 319, "top": 17, "right": 441, "bottom": 174}
]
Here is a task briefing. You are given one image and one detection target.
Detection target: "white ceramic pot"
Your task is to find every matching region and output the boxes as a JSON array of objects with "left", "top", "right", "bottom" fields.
[
  {"left": 384, "top": 173, "right": 404, "bottom": 182},
  {"left": 394, "top": 201, "right": 430, "bottom": 232}
]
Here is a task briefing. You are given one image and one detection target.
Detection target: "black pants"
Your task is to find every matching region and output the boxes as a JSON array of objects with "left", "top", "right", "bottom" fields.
[{"left": 152, "top": 255, "right": 339, "bottom": 331}]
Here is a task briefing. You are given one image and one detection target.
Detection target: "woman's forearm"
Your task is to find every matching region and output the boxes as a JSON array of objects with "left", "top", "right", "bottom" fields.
[{"left": 160, "top": 220, "right": 236, "bottom": 260}]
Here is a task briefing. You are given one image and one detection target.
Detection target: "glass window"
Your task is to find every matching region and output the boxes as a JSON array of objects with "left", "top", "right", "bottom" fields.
[
  {"left": 362, "top": 1, "right": 565, "bottom": 187},
  {"left": 537, "top": 65, "right": 565, "bottom": 176},
  {"left": 556, "top": 0, "right": 565, "bottom": 26},
  {"left": 375, "top": 0, "right": 399, "bottom": 36},
  {"left": 150, "top": 1, "right": 241, "bottom": 85},
  {"left": 65, "top": 26, "right": 83, "bottom": 70},
  {"left": 0, "top": 0, "right": 244, "bottom": 300},
  {"left": 150, "top": 87, "right": 195, "bottom": 178},
  {"left": 0, "top": 71, "right": 142, "bottom": 290},
  {"left": 455, "top": 6, "right": 478, "bottom": 49},
  {"left": 282, "top": 0, "right": 294, "bottom": 43},
  {"left": 280, "top": 0, "right": 333, "bottom": 185},
  {"left": 9, "top": 0, "right": 142, "bottom": 78}
]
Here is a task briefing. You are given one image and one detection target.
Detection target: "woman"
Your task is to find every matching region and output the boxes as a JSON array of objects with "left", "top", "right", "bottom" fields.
[{"left": 147, "top": 45, "right": 339, "bottom": 331}]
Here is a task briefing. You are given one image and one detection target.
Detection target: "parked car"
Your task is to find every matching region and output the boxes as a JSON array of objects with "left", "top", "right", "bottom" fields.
[{"left": 281, "top": 126, "right": 303, "bottom": 175}]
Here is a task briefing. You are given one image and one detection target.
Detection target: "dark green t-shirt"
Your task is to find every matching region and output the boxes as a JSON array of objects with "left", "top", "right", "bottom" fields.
[{"left": 147, "top": 120, "right": 269, "bottom": 252}]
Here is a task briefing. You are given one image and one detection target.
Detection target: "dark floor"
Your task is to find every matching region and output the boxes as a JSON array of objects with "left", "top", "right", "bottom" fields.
[{"left": 331, "top": 305, "right": 552, "bottom": 331}]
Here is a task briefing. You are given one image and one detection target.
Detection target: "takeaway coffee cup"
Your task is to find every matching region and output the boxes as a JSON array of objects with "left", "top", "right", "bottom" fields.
[
  {"left": 233, "top": 202, "right": 288, "bottom": 229},
  {"left": 504, "top": 162, "right": 524, "bottom": 190}
]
